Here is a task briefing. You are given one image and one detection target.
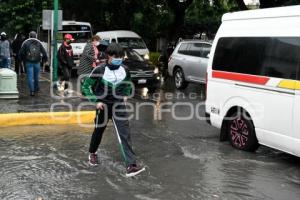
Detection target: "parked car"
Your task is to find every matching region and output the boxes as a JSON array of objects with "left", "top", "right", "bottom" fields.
[
  {"left": 168, "top": 40, "right": 212, "bottom": 89},
  {"left": 123, "top": 48, "right": 160, "bottom": 92},
  {"left": 205, "top": 6, "right": 300, "bottom": 157}
]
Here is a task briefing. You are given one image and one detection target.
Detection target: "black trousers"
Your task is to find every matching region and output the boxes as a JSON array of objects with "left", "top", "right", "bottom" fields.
[
  {"left": 59, "top": 65, "right": 71, "bottom": 89},
  {"left": 14, "top": 57, "right": 24, "bottom": 74},
  {"left": 89, "top": 103, "right": 136, "bottom": 166}
]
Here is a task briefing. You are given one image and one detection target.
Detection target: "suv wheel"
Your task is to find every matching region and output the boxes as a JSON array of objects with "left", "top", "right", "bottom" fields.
[
  {"left": 174, "top": 68, "right": 188, "bottom": 89},
  {"left": 227, "top": 111, "right": 259, "bottom": 152}
]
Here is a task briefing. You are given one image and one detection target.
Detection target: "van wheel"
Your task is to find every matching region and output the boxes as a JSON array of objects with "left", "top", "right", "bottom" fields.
[
  {"left": 174, "top": 68, "right": 188, "bottom": 89},
  {"left": 227, "top": 112, "right": 259, "bottom": 152}
]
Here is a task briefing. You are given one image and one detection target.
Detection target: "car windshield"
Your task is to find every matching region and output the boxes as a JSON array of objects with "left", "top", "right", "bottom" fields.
[
  {"left": 118, "top": 37, "right": 147, "bottom": 49},
  {"left": 57, "top": 32, "right": 92, "bottom": 43},
  {"left": 125, "top": 50, "right": 144, "bottom": 62}
]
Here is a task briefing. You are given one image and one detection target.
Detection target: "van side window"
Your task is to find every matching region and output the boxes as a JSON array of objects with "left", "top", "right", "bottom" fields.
[
  {"left": 262, "top": 38, "right": 300, "bottom": 80},
  {"left": 213, "top": 37, "right": 300, "bottom": 80},
  {"left": 213, "top": 37, "right": 267, "bottom": 76},
  {"left": 178, "top": 43, "right": 189, "bottom": 55}
]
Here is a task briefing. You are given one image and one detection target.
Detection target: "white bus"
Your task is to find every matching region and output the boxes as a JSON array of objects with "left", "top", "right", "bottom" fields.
[
  {"left": 38, "top": 21, "right": 93, "bottom": 71},
  {"left": 205, "top": 6, "right": 300, "bottom": 157}
]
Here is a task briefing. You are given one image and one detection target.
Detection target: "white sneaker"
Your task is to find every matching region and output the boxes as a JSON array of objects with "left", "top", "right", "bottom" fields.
[
  {"left": 57, "top": 84, "right": 64, "bottom": 92},
  {"left": 125, "top": 165, "right": 146, "bottom": 177}
]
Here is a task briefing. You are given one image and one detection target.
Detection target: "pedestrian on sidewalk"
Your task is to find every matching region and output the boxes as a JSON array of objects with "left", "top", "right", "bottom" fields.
[
  {"left": 78, "top": 35, "right": 101, "bottom": 76},
  {"left": 12, "top": 33, "right": 25, "bottom": 75},
  {"left": 0, "top": 32, "right": 12, "bottom": 68},
  {"left": 81, "top": 43, "right": 145, "bottom": 177},
  {"left": 19, "top": 31, "right": 48, "bottom": 96},
  {"left": 57, "top": 34, "right": 75, "bottom": 92}
]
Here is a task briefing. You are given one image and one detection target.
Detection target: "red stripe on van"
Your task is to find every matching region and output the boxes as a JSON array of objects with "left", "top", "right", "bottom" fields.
[{"left": 212, "top": 71, "right": 270, "bottom": 85}]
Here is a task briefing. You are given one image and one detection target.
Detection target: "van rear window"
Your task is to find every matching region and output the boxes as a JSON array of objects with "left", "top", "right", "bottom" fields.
[{"left": 213, "top": 37, "right": 300, "bottom": 80}]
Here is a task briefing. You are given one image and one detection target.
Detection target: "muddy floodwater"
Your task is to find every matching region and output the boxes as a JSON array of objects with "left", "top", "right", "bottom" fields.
[{"left": 1, "top": 82, "right": 300, "bottom": 200}]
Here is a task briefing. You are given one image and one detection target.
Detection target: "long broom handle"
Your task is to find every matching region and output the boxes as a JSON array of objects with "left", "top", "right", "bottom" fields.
[{"left": 112, "top": 117, "right": 128, "bottom": 166}]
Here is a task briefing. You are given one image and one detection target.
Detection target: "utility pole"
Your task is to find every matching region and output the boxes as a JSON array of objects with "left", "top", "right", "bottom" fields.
[{"left": 52, "top": 0, "right": 59, "bottom": 82}]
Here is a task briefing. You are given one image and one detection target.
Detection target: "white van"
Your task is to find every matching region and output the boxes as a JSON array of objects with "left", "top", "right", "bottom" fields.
[
  {"left": 205, "top": 6, "right": 300, "bottom": 157},
  {"left": 96, "top": 30, "right": 150, "bottom": 60}
]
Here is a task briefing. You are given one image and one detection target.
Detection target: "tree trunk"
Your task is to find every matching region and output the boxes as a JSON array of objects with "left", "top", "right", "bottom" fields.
[
  {"left": 167, "top": 0, "right": 194, "bottom": 41},
  {"left": 235, "top": 0, "right": 248, "bottom": 10}
]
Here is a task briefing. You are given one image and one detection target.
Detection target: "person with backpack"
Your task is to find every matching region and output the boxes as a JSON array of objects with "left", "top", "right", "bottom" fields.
[
  {"left": 57, "top": 34, "right": 75, "bottom": 92},
  {"left": 81, "top": 43, "right": 145, "bottom": 177},
  {"left": 19, "top": 31, "right": 48, "bottom": 96}
]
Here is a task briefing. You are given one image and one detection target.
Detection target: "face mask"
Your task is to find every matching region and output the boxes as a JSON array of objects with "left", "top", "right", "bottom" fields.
[
  {"left": 94, "top": 41, "right": 100, "bottom": 46},
  {"left": 111, "top": 58, "right": 123, "bottom": 66},
  {"left": 1, "top": 36, "right": 6, "bottom": 41},
  {"left": 66, "top": 41, "right": 71, "bottom": 45}
]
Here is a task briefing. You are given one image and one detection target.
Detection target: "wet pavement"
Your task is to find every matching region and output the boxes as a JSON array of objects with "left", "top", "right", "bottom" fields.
[
  {"left": 0, "top": 72, "right": 93, "bottom": 113},
  {"left": 1, "top": 77, "right": 300, "bottom": 200}
]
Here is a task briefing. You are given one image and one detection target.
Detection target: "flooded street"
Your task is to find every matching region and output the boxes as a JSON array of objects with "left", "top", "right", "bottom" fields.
[{"left": 1, "top": 81, "right": 300, "bottom": 200}]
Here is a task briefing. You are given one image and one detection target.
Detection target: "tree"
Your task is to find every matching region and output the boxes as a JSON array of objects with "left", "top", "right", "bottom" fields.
[
  {"left": 166, "top": 0, "right": 194, "bottom": 40},
  {"left": 184, "top": 0, "right": 239, "bottom": 40},
  {"left": 0, "top": 0, "right": 52, "bottom": 36},
  {"left": 2, "top": 0, "right": 300, "bottom": 49}
]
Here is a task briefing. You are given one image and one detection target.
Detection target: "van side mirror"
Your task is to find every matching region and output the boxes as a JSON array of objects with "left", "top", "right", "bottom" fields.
[{"left": 207, "top": 53, "right": 211, "bottom": 58}]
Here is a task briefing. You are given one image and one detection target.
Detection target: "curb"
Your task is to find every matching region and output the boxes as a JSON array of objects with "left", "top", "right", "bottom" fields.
[{"left": 0, "top": 111, "right": 95, "bottom": 127}]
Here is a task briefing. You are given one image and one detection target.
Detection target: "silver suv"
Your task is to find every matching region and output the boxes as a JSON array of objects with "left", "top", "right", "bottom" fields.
[{"left": 168, "top": 40, "right": 212, "bottom": 89}]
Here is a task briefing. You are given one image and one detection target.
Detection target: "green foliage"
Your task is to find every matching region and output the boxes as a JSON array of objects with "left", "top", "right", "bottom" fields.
[
  {"left": 0, "top": 0, "right": 52, "bottom": 36},
  {"left": 4, "top": 0, "right": 299, "bottom": 45},
  {"left": 184, "top": 0, "right": 239, "bottom": 37},
  {"left": 149, "top": 52, "right": 161, "bottom": 66},
  {"left": 130, "top": 1, "right": 162, "bottom": 45}
]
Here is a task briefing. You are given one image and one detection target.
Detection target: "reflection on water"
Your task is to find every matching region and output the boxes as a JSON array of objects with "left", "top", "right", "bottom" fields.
[
  {"left": 0, "top": 126, "right": 163, "bottom": 200},
  {"left": 1, "top": 105, "right": 300, "bottom": 199}
]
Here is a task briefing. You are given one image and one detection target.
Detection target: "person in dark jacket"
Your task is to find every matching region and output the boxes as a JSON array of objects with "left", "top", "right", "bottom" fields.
[
  {"left": 57, "top": 34, "right": 75, "bottom": 92},
  {"left": 12, "top": 33, "right": 25, "bottom": 75},
  {"left": 19, "top": 31, "right": 48, "bottom": 96},
  {"left": 81, "top": 43, "right": 145, "bottom": 177}
]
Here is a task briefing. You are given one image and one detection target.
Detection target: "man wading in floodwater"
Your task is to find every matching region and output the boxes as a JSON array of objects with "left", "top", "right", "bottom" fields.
[{"left": 81, "top": 43, "right": 145, "bottom": 177}]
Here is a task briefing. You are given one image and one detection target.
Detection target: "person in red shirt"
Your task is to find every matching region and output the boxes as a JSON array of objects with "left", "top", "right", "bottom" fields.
[{"left": 57, "top": 34, "right": 75, "bottom": 92}]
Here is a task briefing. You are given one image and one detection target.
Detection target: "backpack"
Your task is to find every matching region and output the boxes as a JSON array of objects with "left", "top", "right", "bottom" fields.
[{"left": 26, "top": 40, "right": 41, "bottom": 62}]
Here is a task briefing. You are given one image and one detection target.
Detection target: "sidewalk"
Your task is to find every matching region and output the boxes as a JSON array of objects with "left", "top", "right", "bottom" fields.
[{"left": 0, "top": 72, "right": 95, "bottom": 127}]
